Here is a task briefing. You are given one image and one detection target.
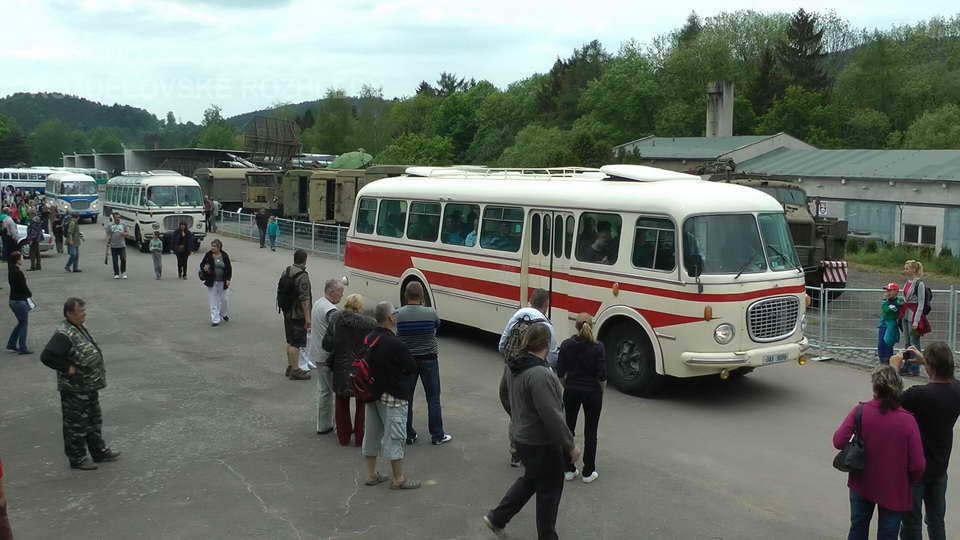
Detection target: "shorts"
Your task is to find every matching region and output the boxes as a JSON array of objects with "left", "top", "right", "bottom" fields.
[
  {"left": 361, "top": 401, "right": 408, "bottom": 461},
  {"left": 284, "top": 317, "right": 307, "bottom": 347}
]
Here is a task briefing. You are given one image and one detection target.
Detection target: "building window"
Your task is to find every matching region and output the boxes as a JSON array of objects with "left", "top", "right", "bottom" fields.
[{"left": 904, "top": 224, "right": 936, "bottom": 246}]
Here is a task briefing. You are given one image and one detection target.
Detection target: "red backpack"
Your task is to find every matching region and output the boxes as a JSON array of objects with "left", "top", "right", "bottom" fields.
[{"left": 351, "top": 335, "right": 380, "bottom": 402}]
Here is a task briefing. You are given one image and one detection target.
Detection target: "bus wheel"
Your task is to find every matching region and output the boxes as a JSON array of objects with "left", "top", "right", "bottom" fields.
[
  {"left": 91, "top": 215, "right": 98, "bottom": 224},
  {"left": 602, "top": 321, "right": 665, "bottom": 397},
  {"left": 400, "top": 277, "right": 432, "bottom": 307},
  {"left": 135, "top": 226, "right": 148, "bottom": 253}
]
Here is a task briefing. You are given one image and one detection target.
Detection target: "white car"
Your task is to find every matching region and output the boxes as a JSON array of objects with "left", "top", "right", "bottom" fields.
[{"left": 16, "top": 224, "right": 54, "bottom": 255}]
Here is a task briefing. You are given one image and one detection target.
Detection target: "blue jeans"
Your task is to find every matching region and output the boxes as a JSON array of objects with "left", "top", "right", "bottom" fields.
[
  {"left": 904, "top": 329, "right": 922, "bottom": 375},
  {"left": 405, "top": 354, "right": 445, "bottom": 442},
  {"left": 65, "top": 245, "right": 79, "bottom": 271},
  {"left": 7, "top": 300, "right": 29, "bottom": 352},
  {"left": 878, "top": 326, "right": 894, "bottom": 364},
  {"left": 849, "top": 490, "right": 903, "bottom": 540},
  {"left": 901, "top": 475, "right": 948, "bottom": 540}
]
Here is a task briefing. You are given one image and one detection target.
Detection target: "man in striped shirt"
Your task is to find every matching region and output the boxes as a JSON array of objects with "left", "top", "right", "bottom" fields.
[{"left": 397, "top": 282, "right": 453, "bottom": 446}]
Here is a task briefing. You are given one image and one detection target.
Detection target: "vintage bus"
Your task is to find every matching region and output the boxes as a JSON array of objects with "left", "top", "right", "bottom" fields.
[
  {"left": 104, "top": 171, "right": 206, "bottom": 251},
  {"left": 0, "top": 168, "right": 57, "bottom": 193},
  {"left": 45, "top": 172, "right": 101, "bottom": 222},
  {"left": 343, "top": 165, "right": 809, "bottom": 396}
]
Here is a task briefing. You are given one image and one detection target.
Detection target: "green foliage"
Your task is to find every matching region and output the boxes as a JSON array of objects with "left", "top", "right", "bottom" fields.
[
  {"left": 194, "top": 105, "right": 240, "bottom": 150},
  {"left": 848, "top": 241, "right": 960, "bottom": 278},
  {"left": 865, "top": 240, "right": 879, "bottom": 253},
  {"left": 27, "top": 120, "right": 73, "bottom": 165},
  {"left": 498, "top": 124, "right": 574, "bottom": 168},
  {"left": 535, "top": 40, "right": 611, "bottom": 128},
  {"left": 89, "top": 127, "right": 124, "bottom": 153},
  {"left": 846, "top": 238, "right": 861, "bottom": 254},
  {"left": 578, "top": 49, "right": 659, "bottom": 142},
  {"left": 777, "top": 9, "right": 832, "bottom": 93},
  {"left": 755, "top": 86, "right": 824, "bottom": 138},
  {"left": 374, "top": 134, "right": 454, "bottom": 166},
  {"left": 903, "top": 104, "right": 960, "bottom": 149},
  {"left": 0, "top": 114, "right": 30, "bottom": 166},
  {"left": 302, "top": 89, "right": 355, "bottom": 154},
  {"left": 845, "top": 109, "right": 892, "bottom": 148},
  {"left": 349, "top": 85, "right": 393, "bottom": 156}
]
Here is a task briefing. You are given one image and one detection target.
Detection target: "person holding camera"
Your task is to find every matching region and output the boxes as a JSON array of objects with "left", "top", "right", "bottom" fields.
[
  {"left": 893, "top": 343, "right": 960, "bottom": 540},
  {"left": 833, "top": 365, "right": 925, "bottom": 540}
]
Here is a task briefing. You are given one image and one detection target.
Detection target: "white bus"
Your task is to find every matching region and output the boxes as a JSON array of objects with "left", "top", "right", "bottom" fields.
[
  {"left": 0, "top": 168, "right": 57, "bottom": 194},
  {"left": 343, "top": 165, "right": 809, "bottom": 396},
  {"left": 104, "top": 171, "right": 206, "bottom": 252},
  {"left": 45, "top": 172, "right": 101, "bottom": 222}
]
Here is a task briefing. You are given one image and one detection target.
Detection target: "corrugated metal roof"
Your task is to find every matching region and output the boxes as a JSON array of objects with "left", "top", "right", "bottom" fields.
[
  {"left": 739, "top": 148, "right": 960, "bottom": 182},
  {"left": 613, "top": 135, "right": 774, "bottom": 159}
]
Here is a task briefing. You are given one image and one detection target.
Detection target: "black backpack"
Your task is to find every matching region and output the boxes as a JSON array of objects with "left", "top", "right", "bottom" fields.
[
  {"left": 276, "top": 267, "right": 305, "bottom": 314},
  {"left": 923, "top": 284, "right": 933, "bottom": 316},
  {"left": 502, "top": 315, "right": 546, "bottom": 364}
]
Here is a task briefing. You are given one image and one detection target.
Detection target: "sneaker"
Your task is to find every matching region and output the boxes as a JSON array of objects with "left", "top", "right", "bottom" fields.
[
  {"left": 510, "top": 452, "right": 521, "bottom": 468},
  {"left": 64, "top": 267, "right": 71, "bottom": 272},
  {"left": 564, "top": 469, "right": 580, "bottom": 481},
  {"left": 223, "top": 316, "right": 230, "bottom": 322},
  {"left": 288, "top": 368, "right": 311, "bottom": 380},
  {"left": 211, "top": 322, "right": 219, "bottom": 327},
  {"left": 122, "top": 273, "right": 128, "bottom": 279},
  {"left": 284, "top": 366, "right": 291, "bottom": 377},
  {"left": 483, "top": 515, "right": 506, "bottom": 538},
  {"left": 92, "top": 449, "right": 122, "bottom": 463},
  {"left": 406, "top": 433, "right": 418, "bottom": 445},
  {"left": 432, "top": 434, "right": 453, "bottom": 445},
  {"left": 69, "top": 457, "right": 98, "bottom": 471},
  {"left": 582, "top": 471, "right": 599, "bottom": 484},
  {"left": 113, "top": 274, "right": 120, "bottom": 279},
  {"left": 73, "top": 269, "right": 82, "bottom": 273}
]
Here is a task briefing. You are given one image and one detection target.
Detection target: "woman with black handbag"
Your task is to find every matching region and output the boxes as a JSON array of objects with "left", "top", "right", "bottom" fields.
[
  {"left": 171, "top": 222, "right": 193, "bottom": 280},
  {"left": 833, "top": 365, "right": 925, "bottom": 540},
  {"left": 198, "top": 239, "right": 231, "bottom": 327}
]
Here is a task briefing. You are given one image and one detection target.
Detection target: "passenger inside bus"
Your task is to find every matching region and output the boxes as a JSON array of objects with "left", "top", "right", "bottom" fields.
[
  {"left": 576, "top": 216, "right": 597, "bottom": 260},
  {"left": 578, "top": 215, "right": 620, "bottom": 264},
  {"left": 483, "top": 222, "right": 517, "bottom": 251},
  {"left": 463, "top": 215, "right": 478, "bottom": 247},
  {"left": 442, "top": 210, "right": 464, "bottom": 244}
]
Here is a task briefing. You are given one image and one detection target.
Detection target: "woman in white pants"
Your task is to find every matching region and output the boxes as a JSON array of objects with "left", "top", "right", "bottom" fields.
[{"left": 199, "top": 239, "right": 232, "bottom": 327}]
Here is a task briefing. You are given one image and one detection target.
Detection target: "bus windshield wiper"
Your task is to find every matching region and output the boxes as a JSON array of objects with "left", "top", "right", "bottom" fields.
[
  {"left": 766, "top": 243, "right": 802, "bottom": 273},
  {"left": 734, "top": 252, "right": 759, "bottom": 280}
]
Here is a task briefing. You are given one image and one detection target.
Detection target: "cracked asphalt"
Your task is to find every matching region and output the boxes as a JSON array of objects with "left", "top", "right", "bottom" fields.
[{"left": 2, "top": 223, "right": 959, "bottom": 539}]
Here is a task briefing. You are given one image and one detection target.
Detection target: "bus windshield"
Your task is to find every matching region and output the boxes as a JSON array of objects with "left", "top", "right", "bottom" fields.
[
  {"left": 758, "top": 213, "right": 801, "bottom": 271},
  {"left": 178, "top": 186, "right": 203, "bottom": 207},
  {"left": 683, "top": 214, "right": 766, "bottom": 276},
  {"left": 61, "top": 182, "right": 98, "bottom": 195},
  {"left": 146, "top": 186, "right": 177, "bottom": 206}
]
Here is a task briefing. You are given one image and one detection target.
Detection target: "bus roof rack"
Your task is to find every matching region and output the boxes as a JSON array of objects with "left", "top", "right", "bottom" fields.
[
  {"left": 117, "top": 170, "right": 183, "bottom": 176},
  {"left": 404, "top": 166, "right": 605, "bottom": 180},
  {"left": 600, "top": 165, "right": 701, "bottom": 182}
]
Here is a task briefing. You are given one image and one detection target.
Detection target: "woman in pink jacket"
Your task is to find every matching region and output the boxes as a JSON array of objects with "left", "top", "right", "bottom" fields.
[{"left": 834, "top": 365, "right": 926, "bottom": 540}]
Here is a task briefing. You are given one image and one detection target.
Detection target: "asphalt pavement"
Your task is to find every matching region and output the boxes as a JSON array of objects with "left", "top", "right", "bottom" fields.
[{"left": 2, "top": 223, "right": 958, "bottom": 539}]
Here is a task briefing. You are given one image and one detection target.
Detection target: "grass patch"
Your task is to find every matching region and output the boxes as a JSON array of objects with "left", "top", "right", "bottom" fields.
[{"left": 847, "top": 243, "right": 960, "bottom": 278}]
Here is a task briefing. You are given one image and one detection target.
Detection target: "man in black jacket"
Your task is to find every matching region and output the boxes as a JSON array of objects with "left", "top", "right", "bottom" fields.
[
  {"left": 361, "top": 301, "right": 421, "bottom": 490},
  {"left": 255, "top": 209, "right": 269, "bottom": 248}
]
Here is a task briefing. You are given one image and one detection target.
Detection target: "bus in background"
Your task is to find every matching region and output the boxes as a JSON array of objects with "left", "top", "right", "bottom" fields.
[
  {"left": 45, "top": 172, "right": 101, "bottom": 222},
  {"left": 104, "top": 171, "right": 206, "bottom": 252},
  {"left": 343, "top": 165, "right": 809, "bottom": 397},
  {"left": 0, "top": 168, "right": 56, "bottom": 194}
]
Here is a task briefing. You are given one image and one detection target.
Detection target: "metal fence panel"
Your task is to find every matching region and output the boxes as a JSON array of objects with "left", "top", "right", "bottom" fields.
[{"left": 216, "top": 210, "right": 346, "bottom": 259}]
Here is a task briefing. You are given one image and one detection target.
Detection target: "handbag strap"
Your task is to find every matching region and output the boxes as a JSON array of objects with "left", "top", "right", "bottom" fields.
[{"left": 853, "top": 403, "right": 864, "bottom": 440}]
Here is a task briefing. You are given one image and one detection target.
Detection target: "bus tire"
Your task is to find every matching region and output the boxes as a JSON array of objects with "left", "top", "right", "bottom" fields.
[
  {"left": 91, "top": 215, "right": 98, "bottom": 224},
  {"left": 400, "top": 277, "right": 432, "bottom": 307},
  {"left": 135, "top": 226, "right": 148, "bottom": 253},
  {"left": 602, "top": 320, "right": 665, "bottom": 397}
]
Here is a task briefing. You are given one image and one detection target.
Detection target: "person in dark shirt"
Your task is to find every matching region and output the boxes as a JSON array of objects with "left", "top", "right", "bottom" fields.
[
  {"left": 894, "top": 343, "right": 960, "bottom": 540},
  {"left": 6, "top": 252, "right": 31, "bottom": 354},
  {"left": 556, "top": 313, "right": 606, "bottom": 484}
]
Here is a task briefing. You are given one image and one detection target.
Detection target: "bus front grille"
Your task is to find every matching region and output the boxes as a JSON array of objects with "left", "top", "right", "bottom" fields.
[
  {"left": 163, "top": 215, "right": 193, "bottom": 230},
  {"left": 747, "top": 296, "right": 800, "bottom": 342},
  {"left": 71, "top": 200, "right": 90, "bottom": 210}
]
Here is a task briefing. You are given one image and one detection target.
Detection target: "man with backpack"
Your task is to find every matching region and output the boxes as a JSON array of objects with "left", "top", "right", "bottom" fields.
[
  {"left": 498, "top": 288, "right": 558, "bottom": 467},
  {"left": 361, "top": 302, "right": 421, "bottom": 490},
  {"left": 277, "top": 249, "right": 312, "bottom": 381}
]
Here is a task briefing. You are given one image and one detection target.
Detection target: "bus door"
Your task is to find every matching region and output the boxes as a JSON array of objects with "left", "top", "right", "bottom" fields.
[{"left": 527, "top": 210, "right": 574, "bottom": 332}]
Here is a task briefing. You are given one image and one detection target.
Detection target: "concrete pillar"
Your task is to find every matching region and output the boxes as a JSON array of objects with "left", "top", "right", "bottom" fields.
[{"left": 706, "top": 81, "right": 735, "bottom": 138}]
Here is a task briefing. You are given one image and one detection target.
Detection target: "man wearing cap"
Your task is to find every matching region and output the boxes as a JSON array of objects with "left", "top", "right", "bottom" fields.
[{"left": 878, "top": 282, "right": 903, "bottom": 365}]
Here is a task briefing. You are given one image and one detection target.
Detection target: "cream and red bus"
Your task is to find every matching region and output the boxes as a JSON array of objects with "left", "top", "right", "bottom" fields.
[{"left": 343, "top": 165, "right": 809, "bottom": 396}]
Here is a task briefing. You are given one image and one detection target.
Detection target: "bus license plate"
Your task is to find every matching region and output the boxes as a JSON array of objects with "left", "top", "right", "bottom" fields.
[{"left": 763, "top": 353, "right": 789, "bottom": 365}]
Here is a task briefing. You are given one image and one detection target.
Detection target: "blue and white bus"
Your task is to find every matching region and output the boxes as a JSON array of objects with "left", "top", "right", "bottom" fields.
[
  {"left": 45, "top": 172, "right": 100, "bottom": 222},
  {"left": 0, "top": 168, "right": 56, "bottom": 194}
]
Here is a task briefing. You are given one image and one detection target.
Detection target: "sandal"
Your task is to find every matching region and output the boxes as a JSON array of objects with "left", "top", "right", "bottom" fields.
[
  {"left": 390, "top": 479, "right": 421, "bottom": 490},
  {"left": 365, "top": 472, "right": 389, "bottom": 486}
]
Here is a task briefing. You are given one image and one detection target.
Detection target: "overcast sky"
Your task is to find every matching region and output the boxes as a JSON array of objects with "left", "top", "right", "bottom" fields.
[{"left": 1, "top": 0, "right": 953, "bottom": 123}]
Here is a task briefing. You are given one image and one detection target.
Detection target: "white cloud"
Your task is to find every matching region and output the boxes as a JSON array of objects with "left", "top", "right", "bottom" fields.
[{"left": 1, "top": 0, "right": 955, "bottom": 121}]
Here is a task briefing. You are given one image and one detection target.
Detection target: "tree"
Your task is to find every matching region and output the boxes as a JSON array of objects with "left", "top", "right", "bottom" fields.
[
  {"left": 677, "top": 12, "right": 703, "bottom": 46},
  {"left": 435, "top": 72, "right": 472, "bottom": 97},
  {"left": 166, "top": 111, "right": 177, "bottom": 127},
  {"left": 903, "top": 104, "right": 960, "bottom": 149},
  {"left": 301, "top": 89, "right": 355, "bottom": 154},
  {"left": 0, "top": 114, "right": 30, "bottom": 166},
  {"left": 497, "top": 124, "right": 573, "bottom": 167},
  {"left": 350, "top": 85, "right": 393, "bottom": 156},
  {"left": 535, "top": 40, "right": 611, "bottom": 128},
  {"left": 747, "top": 47, "right": 786, "bottom": 116},
  {"left": 777, "top": 8, "right": 831, "bottom": 93},
  {"left": 415, "top": 81, "right": 436, "bottom": 97},
  {"left": 655, "top": 102, "right": 702, "bottom": 137},
  {"left": 846, "top": 109, "right": 892, "bottom": 148},
  {"left": 754, "top": 86, "right": 824, "bottom": 139},
  {"left": 89, "top": 127, "right": 124, "bottom": 153},
  {"left": 70, "top": 130, "right": 91, "bottom": 153},
  {"left": 27, "top": 119, "right": 73, "bottom": 165},
  {"left": 194, "top": 104, "right": 239, "bottom": 149},
  {"left": 374, "top": 134, "right": 454, "bottom": 166},
  {"left": 578, "top": 48, "right": 659, "bottom": 143}
]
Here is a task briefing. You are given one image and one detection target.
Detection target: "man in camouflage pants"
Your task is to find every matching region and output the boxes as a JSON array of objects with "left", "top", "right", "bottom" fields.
[{"left": 41, "top": 297, "right": 121, "bottom": 470}]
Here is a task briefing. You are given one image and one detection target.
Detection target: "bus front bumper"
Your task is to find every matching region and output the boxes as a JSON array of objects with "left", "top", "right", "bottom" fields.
[{"left": 681, "top": 338, "right": 809, "bottom": 369}]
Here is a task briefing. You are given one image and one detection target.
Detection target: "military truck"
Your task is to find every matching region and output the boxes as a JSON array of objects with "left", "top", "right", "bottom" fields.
[
  {"left": 718, "top": 177, "right": 849, "bottom": 297},
  {"left": 242, "top": 170, "right": 282, "bottom": 213}
]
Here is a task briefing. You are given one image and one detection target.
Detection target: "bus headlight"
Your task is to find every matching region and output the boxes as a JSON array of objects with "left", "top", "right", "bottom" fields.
[
  {"left": 714, "top": 323, "right": 736, "bottom": 344},
  {"left": 800, "top": 315, "right": 807, "bottom": 333},
  {"left": 91, "top": 201, "right": 99, "bottom": 210}
]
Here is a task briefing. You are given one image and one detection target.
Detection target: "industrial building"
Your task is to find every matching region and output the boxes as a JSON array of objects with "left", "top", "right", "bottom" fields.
[
  {"left": 63, "top": 147, "right": 255, "bottom": 177},
  {"left": 612, "top": 134, "right": 814, "bottom": 173}
]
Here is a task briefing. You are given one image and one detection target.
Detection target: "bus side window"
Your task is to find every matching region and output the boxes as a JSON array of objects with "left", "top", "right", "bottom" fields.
[
  {"left": 480, "top": 206, "right": 523, "bottom": 252},
  {"left": 139, "top": 188, "right": 147, "bottom": 206},
  {"left": 376, "top": 200, "right": 407, "bottom": 238},
  {"left": 542, "top": 214, "right": 551, "bottom": 257},
  {"left": 576, "top": 212, "right": 622, "bottom": 265},
  {"left": 565, "top": 216, "right": 575, "bottom": 259},
  {"left": 632, "top": 217, "right": 676, "bottom": 272},
  {"left": 440, "top": 203, "right": 479, "bottom": 246},
  {"left": 356, "top": 198, "right": 377, "bottom": 234},
  {"left": 530, "top": 214, "right": 540, "bottom": 255},
  {"left": 407, "top": 201, "right": 441, "bottom": 242},
  {"left": 554, "top": 215, "right": 564, "bottom": 259}
]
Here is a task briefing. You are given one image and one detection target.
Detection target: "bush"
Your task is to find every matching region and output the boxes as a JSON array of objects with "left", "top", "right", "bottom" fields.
[
  {"left": 865, "top": 240, "right": 879, "bottom": 253},
  {"left": 939, "top": 246, "right": 953, "bottom": 258},
  {"left": 846, "top": 238, "right": 861, "bottom": 254},
  {"left": 920, "top": 245, "right": 934, "bottom": 259}
]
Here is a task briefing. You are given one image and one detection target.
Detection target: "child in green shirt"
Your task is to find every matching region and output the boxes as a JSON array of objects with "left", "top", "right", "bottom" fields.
[
  {"left": 878, "top": 282, "right": 903, "bottom": 364},
  {"left": 150, "top": 231, "right": 164, "bottom": 280}
]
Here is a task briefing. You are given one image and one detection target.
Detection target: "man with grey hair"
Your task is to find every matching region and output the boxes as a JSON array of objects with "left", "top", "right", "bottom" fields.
[
  {"left": 309, "top": 278, "right": 345, "bottom": 435},
  {"left": 362, "top": 301, "right": 420, "bottom": 490}
]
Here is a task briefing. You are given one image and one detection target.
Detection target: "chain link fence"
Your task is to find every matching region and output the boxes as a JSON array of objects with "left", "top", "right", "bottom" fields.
[
  {"left": 805, "top": 286, "right": 960, "bottom": 369},
  {"left": 215, "top": 210, "right": 348, "bottom": 259}
]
